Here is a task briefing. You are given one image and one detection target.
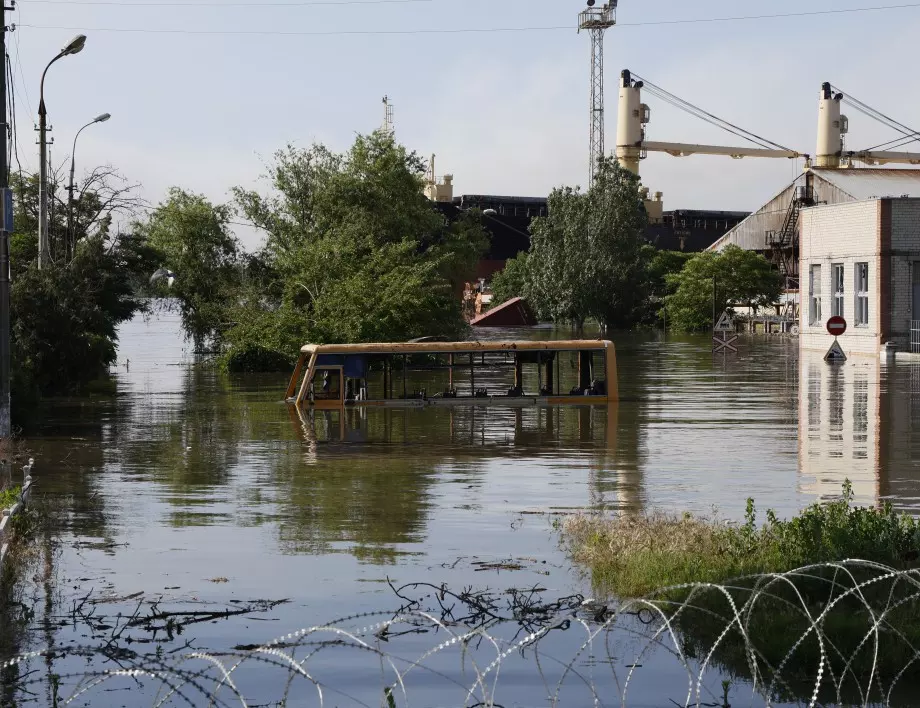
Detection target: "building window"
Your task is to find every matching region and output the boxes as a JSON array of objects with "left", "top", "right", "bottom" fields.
[
  {"left": 855, "top": 262, "right": 869, "bottom": 326},
  {"left": 832, "top": 264, "right": 844, "bottom": 318},
  {"left": 809, "top": 264, "right": 822, "bottom": 325}
]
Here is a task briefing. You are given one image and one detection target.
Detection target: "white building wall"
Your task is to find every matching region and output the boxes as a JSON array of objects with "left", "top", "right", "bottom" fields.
[
  {"left": 800, "top": 200, "right": 881, "bottom": 355},
  {"left": 798, "top": 352, "right": 880, "bottom": 505}
]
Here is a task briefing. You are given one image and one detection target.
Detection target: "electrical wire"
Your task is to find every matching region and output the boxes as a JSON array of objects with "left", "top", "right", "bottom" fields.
[
  {"left": 632, "top": 73, "right": 795, "bottom": 152},
  {"left": 27, "top": 0, "right": 433, "bottom": 5},
  {"left": 16, "top": 2, "right": 920, "bottom": 35},
  {"left": 833, "top": 85, "right": 920, "bottom": 153}
]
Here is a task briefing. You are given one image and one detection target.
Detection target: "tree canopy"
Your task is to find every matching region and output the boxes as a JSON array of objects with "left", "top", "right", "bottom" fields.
[
  {"left": 145, "top": 132, "right": 488, "bottom": 369},
  {"left": 10, "top": 168, "right": 154, "bottom": 417},
  {"left": 663, "top": 245, "right": 783, "bottom": 332},
  {"left": 135, "top": 188, "right": 242, "bottom": 351},
  {"left": 523, "top": 157, "right": 650, "bottom": 329}
]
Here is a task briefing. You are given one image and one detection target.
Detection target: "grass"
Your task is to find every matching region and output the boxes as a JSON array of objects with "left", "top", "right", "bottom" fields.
[
  {"left": 0, "top": 484, "right": 20, "bottom": 511},
  {"left": 562, "top": 482, "right": 920, "bottom": 703},
  {"left": 562, "top": 480, "right": 920, "bottom": 598}
]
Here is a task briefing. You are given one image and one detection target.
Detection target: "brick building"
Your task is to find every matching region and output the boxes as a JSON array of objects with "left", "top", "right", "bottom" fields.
[{"left": 800, "top": 196, "right": 920, "bottom": 356}]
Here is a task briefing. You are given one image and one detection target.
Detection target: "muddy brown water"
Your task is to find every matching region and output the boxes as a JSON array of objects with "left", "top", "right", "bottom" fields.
[{"left": 4, "top": 307, "right": 920, "bottom": 706}]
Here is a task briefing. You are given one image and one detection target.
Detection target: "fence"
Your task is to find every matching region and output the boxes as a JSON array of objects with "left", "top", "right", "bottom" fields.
[
  {"left": 912, "top": 320, "right": 920, "bottom": 354},
  {"left": 2, "top": 560, "right": 920, "bottom": 706},
  {"left": 0, "top": 458, "right": 34, "bottom": 569}
]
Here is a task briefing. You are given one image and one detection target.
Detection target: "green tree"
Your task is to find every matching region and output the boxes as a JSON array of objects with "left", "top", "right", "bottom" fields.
[
  {"left": 489, "top": 252, "right": 529, "bottom": 305},
  {"left": 223, "top": 131, "right": 488, "bottom": 369},
  {"left": 664, "top": 245, "right": 783, "bottom": 332},
  {"left": 136, "top": 189, "right": 242, "bottom": 351},
  {"left": 8, "top": 168, "right": 153, "bottom": 415},
  {"left": 641, "top": 248, "right": 694, "bottom": 325},
  {"left": 525, "top": 158, "right": 649, "bottom": 329}
]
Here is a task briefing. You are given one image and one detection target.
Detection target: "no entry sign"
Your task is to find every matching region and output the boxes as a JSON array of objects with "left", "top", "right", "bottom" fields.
[{"left": 826, "top": 316, "right": 847, "bottom": 337}]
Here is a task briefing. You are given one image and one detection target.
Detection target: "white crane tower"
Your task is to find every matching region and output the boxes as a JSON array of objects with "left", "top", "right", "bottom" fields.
[{"left": 578, "top": 1, "right": 617, "bottom": 188}]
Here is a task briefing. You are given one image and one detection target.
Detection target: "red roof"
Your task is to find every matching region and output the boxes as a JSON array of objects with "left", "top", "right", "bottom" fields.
[{"left": 470, "top": 297, "right": 537, "bottom": 327}]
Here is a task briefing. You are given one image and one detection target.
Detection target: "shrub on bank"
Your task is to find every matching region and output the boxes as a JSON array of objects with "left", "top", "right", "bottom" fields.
[{"left": 563, "top": 481, "right": 920, "bottom": 598}]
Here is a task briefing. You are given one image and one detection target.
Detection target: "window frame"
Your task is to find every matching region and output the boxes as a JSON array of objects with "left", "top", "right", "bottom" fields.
[
  {"left": 809, "top": 264, "right": 823, "bottom": 326},
  {"left": 855, "top": 262, "right": 869, "bottom": 327},
  {"left": 832, "top": 263, "right": 845, "bottom": 318}
]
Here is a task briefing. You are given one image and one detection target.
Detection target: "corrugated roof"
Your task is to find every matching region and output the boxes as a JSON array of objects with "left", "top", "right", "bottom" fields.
[{"left": 811, "top": 168, "right": 920, "bottom": 200}]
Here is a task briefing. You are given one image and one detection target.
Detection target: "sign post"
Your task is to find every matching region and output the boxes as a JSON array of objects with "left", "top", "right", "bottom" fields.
[
  {"left": 824, "top": 316, "right": 848, "bottom": 363},
  {"left": 713, "top": 309, "right": 738, "bottom": 353}
]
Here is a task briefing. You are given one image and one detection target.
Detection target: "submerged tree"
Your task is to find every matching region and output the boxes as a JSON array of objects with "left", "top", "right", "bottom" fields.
[
  {"left": 663, "top": 245, "right": 782, "bottom": 332},
  {"left": 136, "top": 189, "right": 242, "bottom": 351},
  {"left": 489, "top": 252, "right": 529, "bottom": 305},
  {"left": 9, "top": 167, "right": 155, "bottom": 417},
  {"left": 221, "top": 131, "right": 488, "bottom": 369},
  {"left": 525, "top": 158, "right": 649, "bottom": 329}
]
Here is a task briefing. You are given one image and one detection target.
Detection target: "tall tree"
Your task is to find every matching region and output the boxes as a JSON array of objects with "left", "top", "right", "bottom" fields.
[
  {"left": 664, "top": 245, "right": 783, "bottom": 332},
  {"left": 9, "top": 167, "right": 153, "bottom": 414},
  {"left": 224, "top": 131, "right": 488, "bottom": 367},
  {"left": 136, "top": 189, "right": 242, "bottom": 351},
  {"left": 525, "top": 158, "right": 649, "bottom": 329}
]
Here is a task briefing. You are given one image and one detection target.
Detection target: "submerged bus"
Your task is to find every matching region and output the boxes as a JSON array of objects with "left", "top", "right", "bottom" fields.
[{"left": 285, "top": 340, "right": 617, "bottom": 408}]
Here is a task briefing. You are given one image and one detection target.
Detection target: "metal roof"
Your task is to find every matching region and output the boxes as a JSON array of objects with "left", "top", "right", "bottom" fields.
[{"left": 811, "top": 168, "right": 920, "bottom": 200}]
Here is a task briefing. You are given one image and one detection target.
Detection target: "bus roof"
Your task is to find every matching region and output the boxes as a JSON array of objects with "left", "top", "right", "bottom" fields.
[{"left": 300, "top": 340, "right": 612, "bottom": 356}]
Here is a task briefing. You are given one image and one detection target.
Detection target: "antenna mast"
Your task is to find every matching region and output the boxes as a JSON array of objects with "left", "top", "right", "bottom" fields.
[
  {"left": 578, "top": 1, "right": 617, "bottom": 188},
  {"left": 382, "top": 95, "right": 395, "bottom": 136}
]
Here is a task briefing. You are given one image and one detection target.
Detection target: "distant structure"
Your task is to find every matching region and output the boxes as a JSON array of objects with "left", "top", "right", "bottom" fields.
[
  {"left": 424, "top": 155, "right": 454, "bottom": 203},
  {"left": 578, "top": 1, "right": 618, "bottom": 188},
  {"left": 382, "top": 96, "right": 394, "bottom": 136},
  {"left": 434, "top": 193, "right": 744, "bottom": 281}
]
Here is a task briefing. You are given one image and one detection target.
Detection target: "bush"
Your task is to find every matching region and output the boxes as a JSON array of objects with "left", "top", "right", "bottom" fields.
[
  {"left": 222, "top": 345, "right": 294, "bottom": 373},
  {"left": 563, "top": 481, "right": 920, "bottom": 598},
  {"left": 11, "top": 237, "right": 147, "bottom": 405}
]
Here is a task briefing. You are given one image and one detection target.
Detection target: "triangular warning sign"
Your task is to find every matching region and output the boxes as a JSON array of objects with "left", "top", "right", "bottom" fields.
[
  {"left": 713, "top": 310, "right": 734, "bottom": 332},
  {"left": 824, "top": 339, "right": 847, "bottom": 363}
]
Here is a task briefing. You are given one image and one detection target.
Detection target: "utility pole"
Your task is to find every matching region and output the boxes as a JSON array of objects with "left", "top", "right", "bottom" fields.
[
  {"left": 37, "top": 84, "right": 49, "bottom": 268},
  {"left": 0, "top": 1, "right": 13, "bottom": 437}
]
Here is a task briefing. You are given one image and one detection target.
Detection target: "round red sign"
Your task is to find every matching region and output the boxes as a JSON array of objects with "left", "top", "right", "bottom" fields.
[{"left": 826, "top": 316, "right": 847, "bottom": 336}]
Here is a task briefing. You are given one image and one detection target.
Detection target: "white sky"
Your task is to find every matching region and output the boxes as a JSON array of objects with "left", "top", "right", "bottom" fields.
[{"left": 10, "top": 0, "right": 920, "bottom": 249}]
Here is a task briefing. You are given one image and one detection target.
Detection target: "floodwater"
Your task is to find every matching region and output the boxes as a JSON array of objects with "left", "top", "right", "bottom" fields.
[{"left": 4, "top": 308, "right": 920, "bottom": 706}]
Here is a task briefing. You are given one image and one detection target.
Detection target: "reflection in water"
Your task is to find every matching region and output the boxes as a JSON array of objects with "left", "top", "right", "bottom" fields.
[
  {"left": 14, "top": 311, "right": 920, "bottom": 704},
  {"left": 799, "top": 352, "right": 920, "bottom": 511}
]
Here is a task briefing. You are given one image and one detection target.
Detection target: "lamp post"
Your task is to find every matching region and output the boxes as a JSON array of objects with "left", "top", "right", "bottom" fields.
[
  {"left": 67, "top": 112, "right": 110, "bottom": 260},
  {"left": 38, "top": 34, "right": 86, "bottom": 269}
]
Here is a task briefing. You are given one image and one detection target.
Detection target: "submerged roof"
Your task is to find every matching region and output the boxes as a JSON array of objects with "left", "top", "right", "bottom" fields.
[
  {"left": 301, "top": 340, "right": 611, "bottom": 355},
  {"left": 811, "top": 167, "right": 920, "bottom": 200}
]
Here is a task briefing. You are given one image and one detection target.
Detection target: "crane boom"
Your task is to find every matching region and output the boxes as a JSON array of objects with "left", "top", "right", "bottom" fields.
[
  {"left": 643, "top": 141, "right": 801, "bottom": 160},
  {"left": 851, "top": 150, "right": 920, "bottom": 166}
]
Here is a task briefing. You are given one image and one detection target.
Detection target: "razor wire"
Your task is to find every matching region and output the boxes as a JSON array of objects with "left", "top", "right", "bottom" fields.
[{"left": 3, "top": 560, "right": 920, "bottom": 707}]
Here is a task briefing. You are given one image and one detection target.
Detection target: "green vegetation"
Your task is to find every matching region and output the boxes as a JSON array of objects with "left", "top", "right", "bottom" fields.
[
  {"left": 136, "top": 188, "right": 242, "bottom": 351},
  {"left": 524, "top": 158, "right": 650, "bottom": 329},
  {"left": 563, "top": 481, "right": 920, "bottom": 598},
  {"left": 489, "top": 252, "right": 528, "bottom": 305},
  {"left": 0, "top": 484, "right": 20, "bottom": 510},
  {"left": 146, "top": 132, "right": 488, "bottom": 369},
  {"left": 10, "top": 169, "right": 154, "bottom": 419},
  {"left": 486, "top": 160, "right": 778, "bottom": 332},
  {"left": 662, "top": 244, "right": 782, "bottom": 332},
  {"left": 564, "top": 482, "right": 920, "bottom": 704}
]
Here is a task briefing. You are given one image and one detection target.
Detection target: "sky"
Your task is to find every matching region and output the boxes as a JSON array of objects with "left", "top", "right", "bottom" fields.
[{"left": 9, "top": 0, "right": 920, "bottom": 250}]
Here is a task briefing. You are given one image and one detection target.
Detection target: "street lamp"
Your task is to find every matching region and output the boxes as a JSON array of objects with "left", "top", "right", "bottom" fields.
[
  {"left": 67, "top": 112, "right": 110, "bottom": 260},
  {"left": 38, "top": 34, "right": 87, "bottom": 269}
]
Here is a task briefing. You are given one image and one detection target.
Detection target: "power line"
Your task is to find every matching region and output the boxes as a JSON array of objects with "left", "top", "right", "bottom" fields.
[
  {"left": 26, "top": 0, "right": 433, "bottom": 6},
  {"left": 632, "top": 73, "right": 794, "bottom": 152},
  {"left": 16, "top": 3, "right": 920, "bottom": 36}
]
